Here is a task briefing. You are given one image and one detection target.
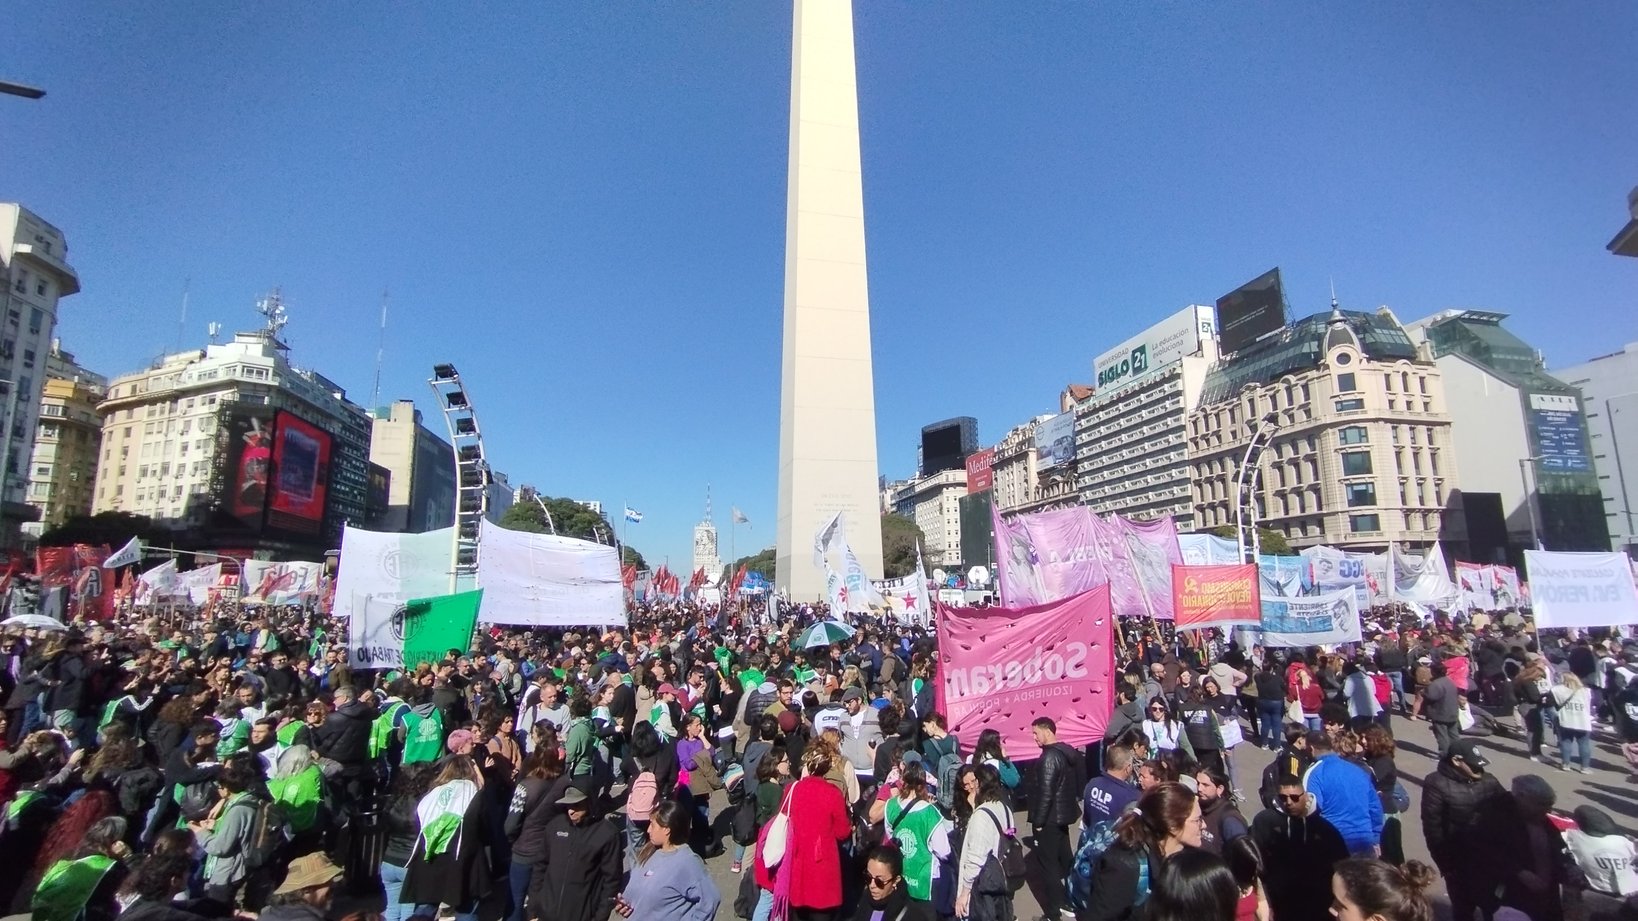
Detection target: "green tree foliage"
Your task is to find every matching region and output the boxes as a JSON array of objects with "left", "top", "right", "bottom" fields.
[
  {"left": 39, "top": 512, "right": 170, "bottom": 549},
  {"left": 724, "top": 547, "right": 776, "bottom": 583},
  {"left": 1207, "top": 525, "right": 1294, "bottom": 556},
  {"left": 498, "top": 494, "right": 645, "bottom": 569},
  {"left": 881, "top": 513, "right": 926, "bottom": 578}
]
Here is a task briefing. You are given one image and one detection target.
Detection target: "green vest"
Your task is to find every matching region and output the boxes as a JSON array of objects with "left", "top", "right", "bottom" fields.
[
  {"left": 217, "top": 718, "right": 249, "bottom": 758},
  {"left": 739, "top": 668, "right": 765, "bottom": 692},
  {"left": 268, "top": 765, "right": 324, "bottom": 832},
  {"left": 6, "top": 790, "right": 43, "bottom": 821},
  {"left": 33, "top": 854, "right": 116, "bottom": 921},
  {"left": 401, "top": 709, "right": 445, "bottom": 764},
  {"left": 884, "top": 798, "right": 945, "bottom": 902},
  {"left": 371, "top": 700, "right": 408, "bottom": 759},
  {"left": 276, "top": 720, "right": 304, "bottom": 747}
]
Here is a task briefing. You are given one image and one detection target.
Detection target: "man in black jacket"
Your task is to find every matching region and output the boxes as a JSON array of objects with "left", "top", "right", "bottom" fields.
[
  {"left": 1251, "top": 774, "right": 1348, "bottom": 921},
  {"left": 1029, "top": 716, "right": 1082, "bottom": 921},
  {"left": 1422, "top": 739, "right": 1505, "bottom": 921},
  {"left": 532, "top": 787, "right": 622, "bottom": 921}
]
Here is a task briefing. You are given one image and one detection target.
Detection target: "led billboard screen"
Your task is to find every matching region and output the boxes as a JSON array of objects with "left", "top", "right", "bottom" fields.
[
  {"left": 223, "top": 408, "right": 275, "bottom": 530},
  {"left": 1215, "top": 268, "right": 1286, "bottom": 354},
  {"left": 267, "top": 411, "right": 332, "bottom": 536}
]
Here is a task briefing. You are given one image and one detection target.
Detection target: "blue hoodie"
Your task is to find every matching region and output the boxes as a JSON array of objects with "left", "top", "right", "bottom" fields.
[{"left": 1304, "top": 753, "right": 1384, "bottom": 853}]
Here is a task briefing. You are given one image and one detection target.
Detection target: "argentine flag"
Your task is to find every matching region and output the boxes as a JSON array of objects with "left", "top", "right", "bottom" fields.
[{"left": 623, "top": 506, "right": 644, "bottom": 523}]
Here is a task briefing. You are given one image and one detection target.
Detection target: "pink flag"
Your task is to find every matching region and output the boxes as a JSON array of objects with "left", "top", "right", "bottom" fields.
[
  {"left": 1089, "top": 512, "right": 1148, "bottom": 618},
  {"left": 993, "top": 506, "right": 1109, "bottom": 608},
  {"left": 1118, "top": 515, "right": 1185, "bottom": 620},
  {"left": 934, "top": 586, "right": 1116, "bottom": 751}
]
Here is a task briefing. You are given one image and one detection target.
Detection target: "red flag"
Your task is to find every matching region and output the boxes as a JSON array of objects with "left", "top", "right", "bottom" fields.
[
  {"left": 621, "top": 564, "right": 637, "bottom": 590},
  {"left": 729, "top": 564, "right": 748, "bottom": 598}
]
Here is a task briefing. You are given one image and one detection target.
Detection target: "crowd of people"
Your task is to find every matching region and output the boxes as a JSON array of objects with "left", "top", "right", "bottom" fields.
[{"left": 0, "top": 595, "right": 1634, "bottom": 921}]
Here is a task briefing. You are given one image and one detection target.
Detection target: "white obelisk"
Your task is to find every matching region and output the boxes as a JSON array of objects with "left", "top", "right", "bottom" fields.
[{"left": 774, "top": 0, "right": 884, "bottom": 601}]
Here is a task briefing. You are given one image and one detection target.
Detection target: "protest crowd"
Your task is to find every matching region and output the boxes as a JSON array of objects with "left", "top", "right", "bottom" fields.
[{"left": 1, "top": 588, "right": 1637, "bottom": 921}]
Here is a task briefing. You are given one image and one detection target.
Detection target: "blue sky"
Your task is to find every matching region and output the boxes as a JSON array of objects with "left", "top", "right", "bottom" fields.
[{"left": 3, "top": 3, "right": 1634, "bottom": 569}]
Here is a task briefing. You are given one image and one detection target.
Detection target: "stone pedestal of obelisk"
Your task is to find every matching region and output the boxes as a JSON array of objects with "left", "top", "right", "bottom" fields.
[{"left": 774, "top": 0, "right": 884, "bottom": 601}]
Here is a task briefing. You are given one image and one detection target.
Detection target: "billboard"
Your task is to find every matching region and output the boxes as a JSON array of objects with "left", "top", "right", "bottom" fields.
[
  {"left": 220, "top": 406, "right": 276, "bottom": 530},
  {"left": 1034, "top": 412, "right": 1076, "bottom": 470},
  {"left": 965, "top": 447, "right": 995, "bottom": 493},
  {"left": 1528, "top": 393, "right": 1592, "bottom": 473},
  {"left": 1216, "top": 268, "right": 1286, "bottom": 354},
  {"left": 1093, "top": 305, "right": 1214, "bottom": 391},
  {"left": 267, "top": 412, "right": 333, "bottom": 536}
]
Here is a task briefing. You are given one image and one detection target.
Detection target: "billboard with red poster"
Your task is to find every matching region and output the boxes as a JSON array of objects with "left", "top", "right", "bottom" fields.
[
  {"left": 223, "top": 408, "right": 275, "bottom": 529},
  {"left": 36, "top": 544, "right": 117, "bottom": 622},
  {"left": 267, "top": 412, "right": 332, "bottom": 536},
  {"left": 965, "top": 448, "right": 995, "bottom": 494}
]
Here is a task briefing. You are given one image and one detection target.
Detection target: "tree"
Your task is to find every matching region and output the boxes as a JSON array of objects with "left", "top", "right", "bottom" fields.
[
  {"left": 39, "top": 512, "right": 170, "bottom": 549},
  {"left": 1207, "top": 525, "right": 1294, "bottom": 556},
  {"left": 881, "top": 513, "right": 926, "bottom": 579},
  {"left": 498, "top": 494, "right": 644, "bottom": 569},
  {"left": 724, "top": 547, "right": 776, "bottom": 583}
]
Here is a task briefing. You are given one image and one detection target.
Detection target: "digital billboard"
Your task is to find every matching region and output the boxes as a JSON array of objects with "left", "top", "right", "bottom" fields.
[
  {"left": 1528, "top": 393, "right": 1592, "bottom": 473},
  {"left": 1034, "top": 412, "right": 1076, "bottom": 470},
  {"left": 267, "top": 411, "right": 333, "bottom": 536},
  {"left": 920, "top": 417, "right": 977, "bottom": 476},
  {"left": 221, "top": 407, "right": 276, "bottom": 530},
  {"left": 1215, "top": 268, "right": 1286, "bottom": 354}
]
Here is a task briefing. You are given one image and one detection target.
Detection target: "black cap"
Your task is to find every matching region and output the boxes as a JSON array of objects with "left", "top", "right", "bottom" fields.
[{"left": 1447, "top": 739, "right": 1489, "bottom": 769}]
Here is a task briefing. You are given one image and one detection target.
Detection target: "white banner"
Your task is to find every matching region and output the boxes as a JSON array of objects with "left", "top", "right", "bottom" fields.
[
  {"left": 178, "top": 564, "right": 222, "bottom": 605},
  {"left": 1525, "top": 550, "right": 1638, "bottom": 629},
  {"left": 1178, "top": 534, "right": 1241, "bottom": 566},
  {"left": 241, "top": 560, "right": 324, "bottom": 605},
  {"left": 1260, "top": 588, "right": 1362, "bottom": 647},
  {"left": 476, "top": 520, "right": 625, "bottom": 627},
  {"left": 349, "top": 594, "right": 405, "bottom": 670},
  {"left": 135, "top": 560, "right": 180, "bottom": 606},
  {"left": 334, "top": 525, "right": 454, "bottom": 620}
]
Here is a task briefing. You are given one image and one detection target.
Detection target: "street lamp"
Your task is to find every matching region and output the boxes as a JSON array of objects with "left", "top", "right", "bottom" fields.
[
  {"left": 0, "top": 81, "right": 45, "bottom": 100},
  {"left": 1233, "top": 412, "right": 1281, "bottom": 563},
  {"left": 1519, "top": 457, "right": 1544, "bottom": 551},
  {"left": 531, "top": 494, "right": 557, "bottom": 535}
]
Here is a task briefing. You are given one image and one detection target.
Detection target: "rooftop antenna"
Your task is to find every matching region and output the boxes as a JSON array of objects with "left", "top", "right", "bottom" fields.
[
  {"left": 175, "top": 278, "right": 190, "bottom": 353},
  {"left": 256, "top": 288, "right": 289, "bottom": 343},
  {"left": 207, "top": 321, "right": 222, "bottom": 344},
  {"left": 371, "top": 288, "right": 389, "bottom": 410}
]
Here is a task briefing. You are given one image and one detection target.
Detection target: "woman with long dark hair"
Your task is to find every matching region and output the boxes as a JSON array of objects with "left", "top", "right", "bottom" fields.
[
  {"left": 504, "top": 746, "right": 570, "bottom": 921},
  {"left": 954, "top": 763, "right": 1014, "bottom": 921},
  {"left": 1147, "top": 847, "right": 1238, "bottom": 921},
  {"left": 1330, "top": 858, "right": 1437, "bottom": 921},
  {"left": 401, "top": 755, "right": 501, "bottom": 921},
  {"left": 968, "top": 728, "right": 1021, "bottom": 793},
  {"left": 614, "top": 800, "right": 720, "bottom": 921},
  {"left": 380, "top": 763, "right": 437, "bottom": 921},
  {"left": 1359, "top": 724, "right": 1404, "bottom": 864},
  {"left": 1224, "top": 835, "right": 1269, "bottom": 921},
  {"left": 1083, "top": 782, "right": 1203, "bottom": 921}
]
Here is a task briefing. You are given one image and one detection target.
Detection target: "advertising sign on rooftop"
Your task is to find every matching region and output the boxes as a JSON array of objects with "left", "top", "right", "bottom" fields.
[
  {"left": 1528, "top": 393, "right": 1592, "bottom": 473},
  {"left": 965, "top": 447, "right": 995, "bottom": 494},
  {"left": 1034, "top": 412, "right": 1076, "bottom": 470},
  {"left": 1093, "top": 305, "right": 1214, "bottom": 392},
  {"left": 1216, "top": 268, "right": 1286, "bottom": 354}
]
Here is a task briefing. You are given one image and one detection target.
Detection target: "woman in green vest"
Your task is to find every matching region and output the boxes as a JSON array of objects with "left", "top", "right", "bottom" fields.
[
  {"left": 880, "top": 761, "right": 955, "bottom": 913},
  {"left": 268, "top": 745, "right": 329, "bottom": 851},
  {"left": 31, "top": 816, "right": 130, "bottom": 921}
]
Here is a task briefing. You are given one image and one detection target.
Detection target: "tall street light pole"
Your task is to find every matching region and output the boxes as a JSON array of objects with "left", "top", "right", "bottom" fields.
[{"left": 1519, "top": 456, "right": 1544, "bottom": 551}]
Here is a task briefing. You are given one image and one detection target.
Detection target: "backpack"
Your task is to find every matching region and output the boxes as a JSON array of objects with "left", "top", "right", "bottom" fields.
[
  {"left": 934, "top": 750, "right": 963, "bottom": 812},
  {"left": 1067, "top": 820, "right": 1151, "bottom": 913},
  {"left": 176, "top": 779, "right": 218, "bottom": 822},
  {"left": 228, "top": 794, "right": 290, "bottom": 871},
  {"left": 628, "top": 770, "right": 659, "bottom": 822}
]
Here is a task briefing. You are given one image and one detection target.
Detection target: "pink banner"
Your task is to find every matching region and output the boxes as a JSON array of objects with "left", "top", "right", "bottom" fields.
[
  {"left": 935, "top": 586, "right": 1116, "bottom": 750},
  {"left": 1089, "top": 511, "right": 1148, "bottom": 618},
  {"left": 993, "top": 506, "right": 1108, "bottom": 607},
  {"left": 1119, "top": 515, "right": 1184, "bottom": 620}
]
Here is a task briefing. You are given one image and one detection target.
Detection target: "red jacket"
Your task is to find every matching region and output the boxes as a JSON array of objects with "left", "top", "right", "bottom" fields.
[{"left": 754, "top": 775, "right": 851, "bottom": 909}]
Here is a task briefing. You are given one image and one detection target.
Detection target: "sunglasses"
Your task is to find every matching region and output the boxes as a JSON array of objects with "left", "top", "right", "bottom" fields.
[
  {"left": 867, "top": 874, "right": 897, "bottom": 888},
  {"left": 1279, "top": 793, "right": 1304, "bottom": 802}
]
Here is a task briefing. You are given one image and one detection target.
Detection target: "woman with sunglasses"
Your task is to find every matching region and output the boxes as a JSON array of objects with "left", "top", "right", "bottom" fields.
[
  {"left": 1141, "top": 699, "right": 1192, "bottom": 758},
  {"left": 851, "top": 843, "right": 932, "bottom": 921}
]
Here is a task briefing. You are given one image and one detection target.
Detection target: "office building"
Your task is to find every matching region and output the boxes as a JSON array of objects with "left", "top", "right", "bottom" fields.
[
  {"left": 92, "top": 293, "right": 374, "bottom": 550},
  {"left": 367, "top": 400, "right": 457, "bottom": 533},
  {"left": 1190, "top": 304, "right": 1456, "bottom": 552},
  {"left": 889, "top": 468, "right": 967, "bottom": 567},
  {"left": 0, "top": 204, "right": 80, "bottom": 546},
  {"left": 1076, "top": 305, "right": 1218, "bottom": 527},
  {"left": 25, "top": 343, "right": 106, "bottom": 529},
  {"left": 485, "top": 468, "right": 515, "bottom": 525},
  {"left": 1556, "top": 342, "right": 1638, "bottom": 554},
  {"left": 775, "top": 0, "right": 884, "bottom": 597},
  {"left": 1398, "top": 310, "right": 1608, "bottom": 557}
]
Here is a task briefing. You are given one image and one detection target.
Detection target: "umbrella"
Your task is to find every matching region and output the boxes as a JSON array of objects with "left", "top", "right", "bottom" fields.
[
  {"left": 1, "top": 614, "right": 68, "bottom": 631},
  {"left": 798, "top": 620, "right": 855, "bottom": 649}
]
